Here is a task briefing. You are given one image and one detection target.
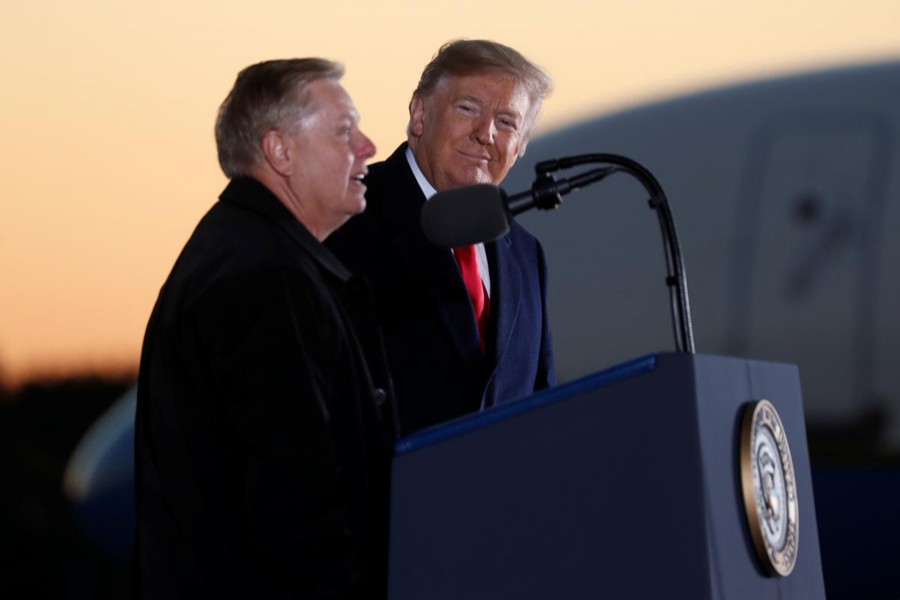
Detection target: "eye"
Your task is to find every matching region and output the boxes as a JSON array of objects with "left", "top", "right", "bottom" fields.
[{"left": 497, "top": 117, "right": 519, "bottom": 131}]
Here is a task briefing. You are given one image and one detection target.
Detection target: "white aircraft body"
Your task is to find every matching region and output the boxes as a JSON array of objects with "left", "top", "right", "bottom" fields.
[{"left": 505, "top": 59, "right": 900, "bottom": 448}]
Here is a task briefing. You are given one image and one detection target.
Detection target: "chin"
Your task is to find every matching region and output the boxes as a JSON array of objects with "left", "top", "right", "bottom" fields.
[
  {"left": 451, "top": 171, "right": 492, "bottom": 188},
  {"left": 347, "top": 197, "right": 366, "bottom": 215}
]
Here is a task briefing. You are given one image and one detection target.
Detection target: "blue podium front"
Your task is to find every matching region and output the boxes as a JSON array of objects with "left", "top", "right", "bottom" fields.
[{"left": 387, "top": 353, "right": 825, "bottom": 599}]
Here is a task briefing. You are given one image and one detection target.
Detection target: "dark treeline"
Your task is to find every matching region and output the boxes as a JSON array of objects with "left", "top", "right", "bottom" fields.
[
  {"left": 0, "top": 369, "right": 136, "bottom": 599},
  {"left": 1, "top": 366, "right": 898, "bottom": 598}
]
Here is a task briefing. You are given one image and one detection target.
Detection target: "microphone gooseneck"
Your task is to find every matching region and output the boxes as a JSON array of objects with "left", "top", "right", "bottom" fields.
[{"left": 535, "top": 154, "right": 694, "bottom": 354}]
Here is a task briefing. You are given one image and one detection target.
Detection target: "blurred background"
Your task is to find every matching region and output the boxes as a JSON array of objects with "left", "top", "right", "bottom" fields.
[{"left": 2, "top": 0, "right": 899, "bottom": 597}]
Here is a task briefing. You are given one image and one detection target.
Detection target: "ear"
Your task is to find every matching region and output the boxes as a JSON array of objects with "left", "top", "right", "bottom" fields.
[
  {"left": 260, "top": 129, "right": 292, "bottom": 176},
  {"left": 517, "top": 137, "right": 528, "bottom": 158},
  {"left": 409, "top": 95, "right": 427, "bottom": 138}
]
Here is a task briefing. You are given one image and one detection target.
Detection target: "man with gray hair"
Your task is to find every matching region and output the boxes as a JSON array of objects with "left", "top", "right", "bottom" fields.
[
  {"left": 135, "top": 58, "right": 397, "bottom": 598},
  {"left": 327, "top": 39, "right": 556, "bottom": 435}
]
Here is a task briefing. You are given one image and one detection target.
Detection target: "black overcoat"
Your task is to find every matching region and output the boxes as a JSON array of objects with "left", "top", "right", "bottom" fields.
[{"left": 135, "top": 177, "right": 397, "bottom": 599}]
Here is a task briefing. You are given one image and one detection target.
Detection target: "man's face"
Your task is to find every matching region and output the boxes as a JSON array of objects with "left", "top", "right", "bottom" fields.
[
  {"left": 408, "top": 71, "right": 532, "bottom": 191},
  {"left": 282, "top": 79, "right": 376, "bottom": 234}
]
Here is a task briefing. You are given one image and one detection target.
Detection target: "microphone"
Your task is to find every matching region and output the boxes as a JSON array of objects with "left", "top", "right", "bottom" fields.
[
  {"left": 420, "top": 167, "right": 618, "bottom": 248},
  {"left": 420, "top": 184, "right": 510, "bottom": 247}
]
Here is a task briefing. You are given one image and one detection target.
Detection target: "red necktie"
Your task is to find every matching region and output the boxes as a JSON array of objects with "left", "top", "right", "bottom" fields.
[{"left": 453, "top": 245, "right": 490, "bottom": 352}]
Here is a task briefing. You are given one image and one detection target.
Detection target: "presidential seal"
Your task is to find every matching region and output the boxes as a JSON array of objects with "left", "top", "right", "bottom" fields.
[{"left": 739, "top": 399, "right": 799, "bottom": 576}]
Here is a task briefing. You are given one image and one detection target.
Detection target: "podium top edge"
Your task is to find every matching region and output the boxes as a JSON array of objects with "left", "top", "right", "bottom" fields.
[{"left": 394, "top": 354, "right": 659, "bottom": 456}]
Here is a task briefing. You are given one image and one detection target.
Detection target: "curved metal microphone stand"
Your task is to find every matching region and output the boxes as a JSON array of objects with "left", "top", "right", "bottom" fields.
[{"left": 533, "top": 154, "right": 696, "bottom": 354}]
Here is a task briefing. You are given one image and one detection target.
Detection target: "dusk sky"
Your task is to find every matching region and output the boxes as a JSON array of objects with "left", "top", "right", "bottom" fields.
[{"left": 2, "top": 0, "right": 898, "bottom": 384}]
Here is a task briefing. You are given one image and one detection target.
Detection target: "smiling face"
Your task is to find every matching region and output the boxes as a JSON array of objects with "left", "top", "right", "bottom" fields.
[
  {"left": 408, "top": 71, "right": 532, "bottom": 191},
  {"left": 272, "top": 78, "right": 376, "bottom": 238}
]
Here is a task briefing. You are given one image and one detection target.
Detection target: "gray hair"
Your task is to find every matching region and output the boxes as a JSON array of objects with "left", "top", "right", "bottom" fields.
[
  {"left": 410, "top": 39, "right": 553, "bottom": 139},
  {"left": 215, "top": 58, "right": 344, "bottom": 178}
]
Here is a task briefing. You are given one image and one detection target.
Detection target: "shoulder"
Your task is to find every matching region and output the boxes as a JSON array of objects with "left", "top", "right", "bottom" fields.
[
  {"left": 498, "top": 220, "right": 550, "bottom": 280},
  {"left": 172, "top": 201, "right": 323, "bottom": 309},
  {"left": 188, "top": 201, "right": 290, "bottom": 270},
  {"left": 507, "top": 220, "right": 544, "bottom": 253}
]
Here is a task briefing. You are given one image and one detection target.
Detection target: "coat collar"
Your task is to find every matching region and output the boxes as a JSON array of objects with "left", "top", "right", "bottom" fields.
[{"left": 219, "top": 176, "right": 354, "bottom": 284}]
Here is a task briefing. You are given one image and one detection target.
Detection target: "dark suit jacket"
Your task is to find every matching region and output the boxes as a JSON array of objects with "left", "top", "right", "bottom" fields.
[
  {"left": 135, "top": 177, "right": 398, "bottom": 599},
  {"left": 326, "top": 144, "right": 555, "bottom": 435}
]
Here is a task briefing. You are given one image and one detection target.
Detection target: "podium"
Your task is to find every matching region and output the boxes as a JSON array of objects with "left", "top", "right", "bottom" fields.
[{"left": 387, "top": 353, "right": 826, "bottom": 599}]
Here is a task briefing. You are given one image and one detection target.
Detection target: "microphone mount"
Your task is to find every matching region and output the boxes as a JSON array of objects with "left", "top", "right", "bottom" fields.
[{"left": 506, "top": 167, "right": 620, "bottom": 216}]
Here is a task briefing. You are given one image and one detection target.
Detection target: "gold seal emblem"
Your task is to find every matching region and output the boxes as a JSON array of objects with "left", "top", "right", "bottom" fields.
[{"left": 740, "top": 399, "right": 799, "bottom": 576}]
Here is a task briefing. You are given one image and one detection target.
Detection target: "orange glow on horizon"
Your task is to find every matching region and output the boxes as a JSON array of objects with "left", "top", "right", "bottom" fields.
[{"left": 2, "top": 1, "right": 899, "bottom": 384}]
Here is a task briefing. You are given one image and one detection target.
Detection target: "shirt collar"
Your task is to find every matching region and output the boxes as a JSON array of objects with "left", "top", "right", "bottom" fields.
[{"left": 405, "top": 145, "right": 438, "bottom": 200}]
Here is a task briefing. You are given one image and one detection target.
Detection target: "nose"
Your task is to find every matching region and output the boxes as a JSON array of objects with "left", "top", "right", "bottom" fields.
[
  {"left": 355, "top": 130, "right": 377, "bottom": 160},
  {"left": 473, "top": 115, "right": 495, "bottom": 145}
]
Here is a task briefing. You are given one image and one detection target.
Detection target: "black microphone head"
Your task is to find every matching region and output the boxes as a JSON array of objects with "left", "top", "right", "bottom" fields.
[{"left": 420, "top": 184, "right": 511, "bottom": 247}]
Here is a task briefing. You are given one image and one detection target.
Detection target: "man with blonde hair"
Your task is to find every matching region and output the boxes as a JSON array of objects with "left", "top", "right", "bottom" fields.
[{"left": 328, "top": 39, "right": 556, "bottom": 435}]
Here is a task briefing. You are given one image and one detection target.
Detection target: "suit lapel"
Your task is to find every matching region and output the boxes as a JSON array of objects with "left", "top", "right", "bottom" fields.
[{"left": 485, "top": 234, "right": 521, "bottom": 376}]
